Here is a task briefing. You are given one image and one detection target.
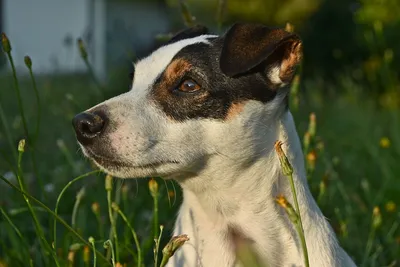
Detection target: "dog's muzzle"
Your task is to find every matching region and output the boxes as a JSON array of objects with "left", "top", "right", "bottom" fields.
[{"left": 72, "top": 110, "right": 108, "bottom": 145}]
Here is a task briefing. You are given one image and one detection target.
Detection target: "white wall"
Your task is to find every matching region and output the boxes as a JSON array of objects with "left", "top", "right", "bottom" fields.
[{"left": 3, "top": 0, "right": 94, "bottom": 75}]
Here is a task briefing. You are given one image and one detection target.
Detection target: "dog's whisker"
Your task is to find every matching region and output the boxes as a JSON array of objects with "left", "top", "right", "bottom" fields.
[
  {"left": 163, "top": 179, "right": 173, "bottom": 207},
  {"left": 115, "top": 178, "right": 125, "bottom": 193}
]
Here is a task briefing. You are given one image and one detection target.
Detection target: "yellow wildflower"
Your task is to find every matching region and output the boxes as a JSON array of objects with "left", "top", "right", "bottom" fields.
[
  {"left": 385, "top": 201, "right": 396, "bottom": 213},
  {"left": 379, "top": 137, "right": 390, "bottom": 148}
]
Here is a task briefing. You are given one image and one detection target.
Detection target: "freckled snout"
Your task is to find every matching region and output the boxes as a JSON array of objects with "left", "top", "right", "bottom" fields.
[{"left": 72, "top": 111, "right": 108, "bottom": 145}]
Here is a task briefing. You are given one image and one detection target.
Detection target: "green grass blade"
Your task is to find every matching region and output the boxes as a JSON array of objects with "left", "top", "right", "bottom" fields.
[{"left": 0, "top": 173, "right": 111, "bottom": 266}]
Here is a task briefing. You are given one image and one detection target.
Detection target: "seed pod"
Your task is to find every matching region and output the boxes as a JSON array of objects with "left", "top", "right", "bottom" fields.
[
  {"left": 162, "top": 234, "right": 190, "bottom": 258},
  {"left": 1, "top": 33, "right": 11, "bottom": 53},
  {"left": 77, "top": 38, "right": 88, "bottom": 60},
  {"left": 149, "top": 178, "right": 159, "bottom": 198},
  {"left": 105, "top": 175, "right": 113, "bottom": 191},
  {"left": 24, "top": 56, "right": 32, "bottom": 69},
  {"left": 91, "top": 202, "right": 100, "bottom": 215},
  {"left": 274, "top": 141, "right": 293, "bottom": 176},
  {"left": 18, "top": 139, "right": 26, "bottom": 152}
]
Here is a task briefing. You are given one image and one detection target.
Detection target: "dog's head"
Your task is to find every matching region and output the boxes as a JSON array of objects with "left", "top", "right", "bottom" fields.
[{"left": 72, "top": 23, "right": 302, "bottom": 179}]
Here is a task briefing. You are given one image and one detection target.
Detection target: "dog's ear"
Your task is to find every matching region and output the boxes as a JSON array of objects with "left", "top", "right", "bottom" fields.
[
  {"left": 166, "top": 25, "right": 209, "bottom": 45},
  {"left": 220, "top": 23, "right": 302, "bottom": 86}
]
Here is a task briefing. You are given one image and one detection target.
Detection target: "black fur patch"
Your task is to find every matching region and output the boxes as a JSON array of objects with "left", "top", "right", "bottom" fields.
[
  {"left": 150, "top": 39, "right": 278, "bottom": 121},
  {"left": 219, "top": 23, "right": 300, "bottom": 78}
]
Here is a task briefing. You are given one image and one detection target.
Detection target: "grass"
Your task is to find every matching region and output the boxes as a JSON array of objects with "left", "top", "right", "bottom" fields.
[
  {"left": 1, "top": 4, "right": 400, "bottom": 267},
  {"left": 0, "top": 56, "right": 399, "bottom": 267}
]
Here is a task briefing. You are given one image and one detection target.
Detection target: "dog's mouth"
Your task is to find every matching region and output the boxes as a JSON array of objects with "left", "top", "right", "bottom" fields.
[{"left": 85, "top": 149, "right": 179, "bottom": 171}]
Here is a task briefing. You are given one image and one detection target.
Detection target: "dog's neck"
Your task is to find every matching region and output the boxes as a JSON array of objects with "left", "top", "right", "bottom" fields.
[{"left": 177, "top": 110, "right": 342, "bottom": 266}]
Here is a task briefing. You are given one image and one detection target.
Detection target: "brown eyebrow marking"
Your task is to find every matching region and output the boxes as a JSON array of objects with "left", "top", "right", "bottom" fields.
[
  {"left": 164, "top": 58, "right": 192, "bottom": 84},
  {"left": 151, "top": 58, "right": 193, "bottom": 101},
  {"left": 152, "top": 58, "right": 212, "bottom": 121}
]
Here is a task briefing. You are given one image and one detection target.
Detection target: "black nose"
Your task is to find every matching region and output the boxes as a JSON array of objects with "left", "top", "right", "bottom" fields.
[{"left": 72, "top": 111, "right": 107, "bottom": 145}]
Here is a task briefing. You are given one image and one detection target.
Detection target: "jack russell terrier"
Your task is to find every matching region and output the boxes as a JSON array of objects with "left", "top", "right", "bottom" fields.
[{"left": 72, "top": 23, "right": 357, "bottom": 267}]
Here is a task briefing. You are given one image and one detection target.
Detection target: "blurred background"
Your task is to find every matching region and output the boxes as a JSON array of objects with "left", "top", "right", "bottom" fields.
[
  {"left": 1, "top": 0, "right": 400, "bottom": 104},
  {"left": 0, "top": 0, "right": 399, "bottom": 266}
]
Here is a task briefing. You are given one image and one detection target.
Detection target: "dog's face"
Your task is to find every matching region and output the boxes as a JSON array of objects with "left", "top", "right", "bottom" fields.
[{"left": 72, "top": 23, "right": 302, "bottom": 179}]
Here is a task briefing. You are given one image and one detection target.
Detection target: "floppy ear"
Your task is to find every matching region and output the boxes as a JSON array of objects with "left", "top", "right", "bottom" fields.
[
  {"left": 166, "top": 25, "right": 209, "bottom": 45},
  {"left": 220, "top": 23, "right": 302, "bottom": 86}
]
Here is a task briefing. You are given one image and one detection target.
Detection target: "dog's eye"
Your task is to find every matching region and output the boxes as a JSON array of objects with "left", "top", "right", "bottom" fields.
[{"left": 177, "top": 79, "right": 201, "bottom": 93}]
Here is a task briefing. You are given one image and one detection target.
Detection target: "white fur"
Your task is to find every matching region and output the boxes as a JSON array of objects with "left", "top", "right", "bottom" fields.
[
  {"left": 81, "top": 35, "right": 357, "bottom": 267},
  {"left": 268, "top": 65, "right": 283, "bottom": 85},
  {"left": 133, "top": 34, "right": 218, "bottom": 97}
]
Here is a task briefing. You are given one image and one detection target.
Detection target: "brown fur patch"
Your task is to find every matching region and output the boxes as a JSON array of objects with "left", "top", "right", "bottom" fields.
[
  {"left": 150, "top": 34, "right": 279, "bottom": 122},
  {"left": 225, "top": 102, "right": 246, "bottom": 120},
  {"left": 220, "top": 23, "right": 300, "bottom": 78},
  {"left": 279, "top": 40, "right": 303, "bottom": 83},
  {"left": 151, "top": 58, "right": 193, "bottom": 102},
  {"left": 165, "top": 59, "right": 192, "bottom": 84},
  {"left": 151, "top": 58, "right": 211, "bottom": 121}
]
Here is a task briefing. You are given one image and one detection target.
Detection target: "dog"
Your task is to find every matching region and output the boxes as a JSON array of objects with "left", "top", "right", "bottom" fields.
[{"left": 72, "top": 23, "right": 357, "bottom": 267}]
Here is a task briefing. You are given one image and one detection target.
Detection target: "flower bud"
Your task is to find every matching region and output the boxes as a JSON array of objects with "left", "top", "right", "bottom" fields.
[
  {"left": 385, "top": 201, "right": 396, "bottom": 213},
  {"left": 274, "top": 141, "right": 293, "bottom": 176},
  {"left": 111, "top": 202, "right": 119, "bottom": 212},
  {"left": 91, "top": 202, "right": 100, "bottom": 215},
  {"left": 18, "top": 139, "right": 26, "bottom": 152},
  {"left": 379, "top": 137, "right": 390, "bottom": 148},
  {"left": 24, "top": 55, "right": 32, "bottom": 69},
  {"left": 303, "top": 132, "right": 310, "bottom": 152},
  {"left": 77, "top": 38, "right": 88, "bottom": 60},
  {"left": 105, "top": 175, "right": 113, "bottom": 191},
  {"left": 306, "top": 150, "right": 317, "bottom": 172},
  {"left": 168, "top": 190, "right": 175, "bottom": 199},
  {"left": 149, "top": 178, "right": 158, "bottom": 198},
  {"left": 275, "top": 195, "right": 299, "bottom": 224},
  {"left": 308, "top": 113, "right": 316, "bottom": 138},
  {"left": 67, "top": 250, "right": 75, "bottom": 264},
  {"left": 83, "top": 245, "right": 90, "bottom": 263},
  {"left": 285, "top": 22, "right": 294, "bottom": 33},
  {"left": 1, "top": 33, "right": 11, "bottom": 53},
  {"left": 162, "top": 234, "right": 190, "bottom": 258},
  {"left": 372, "top": 206, "right": 382, "bottom": 229}
]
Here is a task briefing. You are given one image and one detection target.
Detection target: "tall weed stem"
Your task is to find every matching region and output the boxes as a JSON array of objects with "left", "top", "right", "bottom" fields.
[
  {"left": 0, "top": 207, "right": 34, "bottom": 265},
  {"left": 154, "top": 225, "right": 164, "bottom": 267},
  {"left": 24, "top": 56, "right": 41, "bottom": 144},
  {"left": 149, "top": 178, "right": 159, "bottom": 239},
  {"left": 53, "top": 170, "right": 100, "bottom": 249},
  {"left": 2, "top": 33, "right": 44, "bottom": 198},
  {"left": 112, "top": 202, "right": 142, "bottom": 267},
  {"left": 104, "top": 240, "right": 116, "bottom": 267},
  {"left": 77, "top": 38, "right": 105, "bottom": 99},
  {"left": 15, "top": 140, "right": 60, "bottom": 267},
  {"left": 106, "top": 175, "right": 120, "bottom": 262},
  {"left": 275, "top": 141, "right": 310, "bottom": 267},
  {"left": 0, "top": 173, "right": 111, "bottom": 265},
  {"left": 0, "top": 103, "right": 17, "bottom": 162}
]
